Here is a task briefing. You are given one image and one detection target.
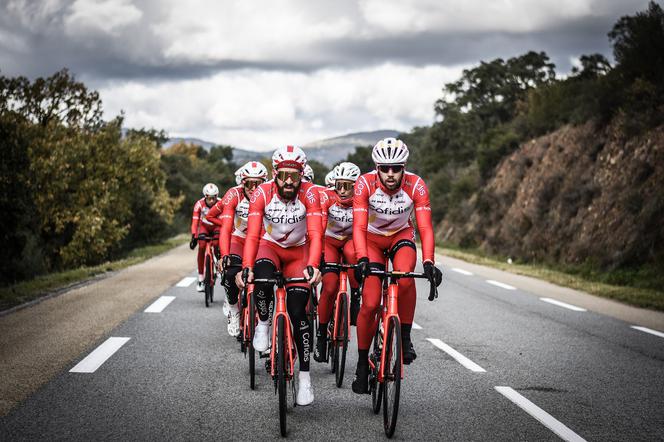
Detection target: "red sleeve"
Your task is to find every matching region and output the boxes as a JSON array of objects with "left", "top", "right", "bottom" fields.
[
  {"left": 304, "top": 185, "right": 323, "bottom": 268},
  {"left": 242, "top": 185, "right": 267, "bottom": 269},
  {"left": 411, "top": 177, "right": 435, "bottom": 263},
  {"left": 352, "top": 175, "right": 371, "bottom": 260},
  {"left": 320, "top": 193, "right": 330, "bottom": 235},
  {"left": 216, "top": 188, "right": 240, "bottom": 257},
  {"left": 191, "top": 200, "right": 201, "bottom": 235}
]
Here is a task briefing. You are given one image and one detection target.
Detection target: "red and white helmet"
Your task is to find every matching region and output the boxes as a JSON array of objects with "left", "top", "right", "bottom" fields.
[
  {"left": 234, "top": 167, "right": 242, "bottom": 185},
  {"left": 334, "top": 162, "right": 361, "bottom": 182},
  {"left": 238, "top": 161, "right": 268, "bottom": 181},
  {"left": 372, "top": 137, "right": 409, "bottom": 165},
  {"left": 272, "top": 145, "right": 307, "bottom": 171},
  {"left": 325, "top": 170, "right": 335, "bottom": 188},
  {"left": 202, "top": 183, "right": 219, "bottom": 197},
  {"left": 303, "top": 164, "right": 315, "bottom": 182}
]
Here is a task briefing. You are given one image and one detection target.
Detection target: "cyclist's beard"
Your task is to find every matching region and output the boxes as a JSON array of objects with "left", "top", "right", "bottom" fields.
[
  {"left": 380, "top": 175, "right": 403, "bottom": 191},
  {"left": 277, "top": 182, "right": 300, "bottom": 200}
]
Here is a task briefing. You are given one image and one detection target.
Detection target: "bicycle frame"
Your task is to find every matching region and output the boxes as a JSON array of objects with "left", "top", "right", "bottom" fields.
[
  {"left": 271, "top": 284, "right": 296, "bottom": 380},
  {"left": 332, "top": 269, "right": 351, "bottom": 344}
]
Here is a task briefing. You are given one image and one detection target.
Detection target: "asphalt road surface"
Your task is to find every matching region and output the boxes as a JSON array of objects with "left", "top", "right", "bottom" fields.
[{"left": 2, "top": 254, "right": 663, "bottom": 441}]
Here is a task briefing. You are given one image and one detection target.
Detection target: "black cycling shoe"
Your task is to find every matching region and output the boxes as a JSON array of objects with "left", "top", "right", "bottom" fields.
[
  {"left": 350, "top": 290, "right": 360, "bottom": 326},
  {"left": 403, "top": 340, "right": 417, "bottom": 365},
  {"left": 313, "top": 334, "right": 327, "bottom": 363},
  {"left": 351, "top": 362, "right": 370, "bottom": 394}
]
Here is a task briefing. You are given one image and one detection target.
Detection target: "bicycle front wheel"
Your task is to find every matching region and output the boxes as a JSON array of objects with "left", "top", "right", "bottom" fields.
[
  {"left": 204, "top": 255, "right": 212, "bottom": 308},
  {"left": 383, "top": 316, "right": 402, "bottom": 438},
  {"left": 248, "top": 290, "right": 256, "bottom": 390},
  {"left": 371, "top": 324, "right": 383, "bottom": 414},
  {"left": 335, "top": 293, "right": 348, "bottom": 388},
  {"left": 277, "top": 315, "right": 287, "bottom": 437}
]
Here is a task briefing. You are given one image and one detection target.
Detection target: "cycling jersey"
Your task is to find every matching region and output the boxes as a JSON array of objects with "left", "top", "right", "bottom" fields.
[
  {"left": 191, "top": 197, "right": 221, "bottom": 236},
  {"left": 353, "top": 171, "right": 434, "bottom": 263},
  {"left": 322, "top": 190, "right": 353, "bottom": 241},
  {"left": 242, "top": 181, "right": 323, "bottom": 269},
  {"left": 205, "top": 185, "right": 250, "bottom": 257}
]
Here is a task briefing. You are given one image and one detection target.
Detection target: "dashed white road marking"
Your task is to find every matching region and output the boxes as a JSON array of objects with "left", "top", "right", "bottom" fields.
[
  {"left": 540, "top": 298, "right": 587, "bottom": 312},
  {"left": 451, "top": 268, "right": 473, "bottom": 276},
  {"left": 426, "top": 338, "right": 486, "bottom": 372},
  {"left": 144, "top": 296, "right": 176, "bottom": 313},
  {"left": 631, "top": 325, "right": 664, "bottom": 339},
  {"left": 412, "top": 322, "right": 423, "bottom": 330},
  {"left": 69, "top": 337, "right": 130, "bottom": 373},
  {"left": 495, "top": 386, "right": 587, "bottom": 442},
  {"left": 486, "top": 280, "right": 516, "bottom": 290},
  {"left": 176, "top": 277, "right": 196, "bottom": 287}
]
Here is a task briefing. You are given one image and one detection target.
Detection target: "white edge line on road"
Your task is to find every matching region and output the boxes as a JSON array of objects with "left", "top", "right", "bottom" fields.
[
  {"left": 412, "top": 322, "right": 423, "bottom": 330},
  {"left": 426, "top": 338, "right": 486, "bottom": 372},
  {"left": 540, "top": 298, "right": 587, "bottom": 312},
  {"left": 486, "top": 280, "right": 516, "bottom": 290},
  {"left": 451, "top": 267, "right": 473, "bottom": 276},
  {"left": 495, "top": 386, "right": 587, "bottom": 442},
  {"left": 69, "top": 337, "right": 130, "bottom": 373},
  {"left": 144, "top": 296, "right": 176, "bottom": 313},
  {"left": 631, "top": 325, "right": 664, "bottom": 339},
  {"left": 176, "top": 276, "right": 197, "bottom": 287}
]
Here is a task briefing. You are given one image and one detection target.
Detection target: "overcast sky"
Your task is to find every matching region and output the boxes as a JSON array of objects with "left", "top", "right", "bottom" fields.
[{"left": 0, "top": 0, "right": 649, "bottom": 151}]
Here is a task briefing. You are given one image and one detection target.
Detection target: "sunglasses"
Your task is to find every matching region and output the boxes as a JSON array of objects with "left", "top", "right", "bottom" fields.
[
  {"left": 335, "top": 181, "right": 353, "bottom": 191},
  {"left": 377, "top": 165, "right": 404, "bottom": 174},
  {"left": 276, "top": 170, "right": 301, "bottom": 183},
  {"left": 243, "top": 179, "right": 262, "bottom": 190}
]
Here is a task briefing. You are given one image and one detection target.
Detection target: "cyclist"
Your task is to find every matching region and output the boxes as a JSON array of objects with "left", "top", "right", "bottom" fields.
[
  {"left": 236, "top": 145, "right": 323, "bottom": 406},
  {"left": 205, "top": 161, "right": 268, "bottom": 336},
  {"left": 351, "top": 138, "right": 442, "bottom": 394},
  {"left": 303, "top": 164, "right": 315, "bottom": 184},
  {"left": 313, "top": 162, "right": 361, "bottom": 363},
  {"left": 190, "top": 183, "right": 221, "bottom": 292},
  {"left": 325, "top": 170, "right": 336, "bottom": 189}
]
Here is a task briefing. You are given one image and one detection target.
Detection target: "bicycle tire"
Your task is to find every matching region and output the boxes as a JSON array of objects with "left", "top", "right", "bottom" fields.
[
  {"left": 249, "top": 290, "right": 256, "bottom": 390},
  {"left": 383, "top": 316, "right": 402, "bottom": 438},
  {"left": 329, "top": 316, "right": 336, "bottom": 372},
  {"left": 277, "top": 315, "right": 287, "bottom": 437},
  {"left": 371, "top": 324, "right": 383, "bottom": 414},
  {"left": 335, "top": 293, "right": 348, "bottom": 387},
  {"left": 204, "top": 255, "right": 211, "bottom": 308}
]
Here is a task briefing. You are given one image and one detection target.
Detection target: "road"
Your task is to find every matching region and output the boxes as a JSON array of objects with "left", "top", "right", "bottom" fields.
[{"left": 1, "top": 249, "right": 663, "bottom": 441}]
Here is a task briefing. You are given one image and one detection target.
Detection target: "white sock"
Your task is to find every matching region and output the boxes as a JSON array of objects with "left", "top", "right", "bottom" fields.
[
  {"left": 229, "top": 303, "right": 239, "bottom": 314},
  {"left": 198, "top": 274, "right": 204, "bottom": 282},
  {"left": 299, "top": 371, "right": 310, "bottom": 382},
  {"left": 258, "top": 319, "right": 269, "bottom": 328}
]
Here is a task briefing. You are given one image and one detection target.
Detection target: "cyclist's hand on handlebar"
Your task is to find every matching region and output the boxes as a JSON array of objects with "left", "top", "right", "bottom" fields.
[
  {"left": 236, "top": 267, "right": 253, "bottom": 289},
  {"left": 189, "top": 234, "right": 197, "bottom": 250},
  {"left": 354, "top": 257, "right": 370, "bottom": 282},
  {"left": 304, "top": 265, "right": 321, "bottom": 285},
  {"left": 423, "top": 261, "right": 443, "bottom": 301}
]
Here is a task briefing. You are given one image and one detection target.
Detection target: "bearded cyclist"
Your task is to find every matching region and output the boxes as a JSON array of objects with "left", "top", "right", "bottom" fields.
[
  {"left": 351, "top": 138, "right": 442, "bottom": 394},
  {"left": 190, "top": 183, "right": 221, "bottom": 292},
  {"left": 205, "top": 161, "right": 268, "bottom": 336},
  {"left": 236, "top": 145, "right": 323, "bottom": 406},
  {"left": 313, "top": 162, "right": 362, "bottom": 363}
]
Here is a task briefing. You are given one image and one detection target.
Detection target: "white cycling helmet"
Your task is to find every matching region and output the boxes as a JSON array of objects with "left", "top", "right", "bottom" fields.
[
  {"left": 272, "top": 145, "right": 307, "bottom": 171},
  {"left": 325, "top": 170, "right": 336, "bottom": 188},
  {"left": 203, "top": 182, "right": 219, "bottom": 197},
  {"left": 334, "top": 162, "right": 361, "bottom": 182},
  {"left": 303, "top": 164, "right": 315, "bottom": 182},
  {"left": 238, "top": 161, "right": 268, "bottom": 181},
  {"left": 372, "top": 137, "right": 409, "bottom": 165},
  {"left": 234, "top": 168, "right": 242, "bottom": 185}
]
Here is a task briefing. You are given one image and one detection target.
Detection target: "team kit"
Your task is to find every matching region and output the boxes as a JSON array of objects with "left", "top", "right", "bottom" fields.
[{"left": 188, "top": 138, "right": 443, "bottom": 416}]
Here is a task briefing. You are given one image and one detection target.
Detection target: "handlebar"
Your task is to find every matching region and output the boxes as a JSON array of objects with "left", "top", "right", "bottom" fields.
[
  {"left": 197, "top": 233, "right": 219, "bottom": 241},
  {"left": 322, "top": 262, "right": 358, "bottom": 270},
  {"left": 358, "top": 268, "right": 439, "bottom": 301}
]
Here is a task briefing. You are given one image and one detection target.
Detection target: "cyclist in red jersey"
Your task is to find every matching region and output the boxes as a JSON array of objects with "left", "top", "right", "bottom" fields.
[
  {"left": 236, "top": 145, "right": 323, "bottom": 406},
  {"left": 190, "top": 183, "right": 221, "bottom": 292},
  {"left": 205, "top": 161, "right": 268, "bottom": 336},
  {"left": 313, "top": 162, "right": 362, "bottom": 363},
  {"left": 351, "top": 138, "right": 442, "bottom": 394}
]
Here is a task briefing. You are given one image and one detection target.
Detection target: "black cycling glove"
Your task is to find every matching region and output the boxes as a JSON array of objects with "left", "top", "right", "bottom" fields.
[
  {"left": 189, "top": 234, "right": 197, "bottom": 250},
  {"left": 355, "top": 257, "right": 370, "bottom": 283},
  {"left": 423, "top": 262, "right": 443, "bottom": 287}
]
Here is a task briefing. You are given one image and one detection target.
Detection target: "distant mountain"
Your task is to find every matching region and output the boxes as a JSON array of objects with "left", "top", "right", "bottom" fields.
[
  {"left": 163, "top": 129, "right": 399, "bottom": 167},
  {"left": 301, "top": 130, "right": 399, "bottom": 166}
]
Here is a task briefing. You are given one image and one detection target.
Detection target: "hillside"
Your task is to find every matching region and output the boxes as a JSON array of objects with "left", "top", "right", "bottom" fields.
[{"left": 437, "top": 121, "right": 664, "bottom": 271}]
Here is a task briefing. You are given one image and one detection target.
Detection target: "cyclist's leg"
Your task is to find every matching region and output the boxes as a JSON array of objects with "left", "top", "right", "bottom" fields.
[
  {"left": 196, "top": 226, "right": 207, "bottom": 284},
  {"left": 223, "top": 240, "right": 243, "bottom": 336},
  {"left": 389, "top": 228, "right": 418, "bottom": 363},
  {"left": 342, "top": 240, "right": 361, "bottom": 325},
  {"left": 315, "top": 237, "right": 341, "bottom": 362},
  {"left": 252, "top": 241, "right": 281, "bottom": 351}
]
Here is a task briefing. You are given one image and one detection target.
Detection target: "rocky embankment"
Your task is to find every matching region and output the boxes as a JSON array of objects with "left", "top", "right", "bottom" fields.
[{"left": 438, "top": 121, "right": 664, "bottom": 269}]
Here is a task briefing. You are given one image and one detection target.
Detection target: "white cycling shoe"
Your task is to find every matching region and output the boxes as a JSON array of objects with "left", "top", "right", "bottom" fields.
[
  {"left": 296, "top": 374, "right": 314, "bottom": 406},
  {"left": 253, "top": 322, "right": 270, "bottom": 352},
  {"left": 227, "top": 309, "right": 240, "bottom": 337},
  {"left": 196, "top": 281, "right": 204, "bottom": 292}
]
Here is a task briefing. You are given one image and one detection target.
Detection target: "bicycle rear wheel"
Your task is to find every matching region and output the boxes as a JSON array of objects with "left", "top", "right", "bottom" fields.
[
  {"left": 383, "top": 316, "right": 402, "bottom": 438},
  {"left": 335, "top": 293, "right": 348, "bottom": 388},
  {"left": 204, "top": 255, "right": 212, "bottom": 308},
  {"left": 277, "top": 315, "right": 287, "bottom": 437},
  {"left": 248, "top": 290, "right": 256, "bottom": 390},
  {"left": 371, "top": 324, "right": 383, "bottom": 414}
]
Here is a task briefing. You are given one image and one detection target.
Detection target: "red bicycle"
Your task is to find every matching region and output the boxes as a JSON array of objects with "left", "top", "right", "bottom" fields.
[
  {"left": 361, "top": 264, "right": 438, "bottom": 438},
  {"left": 322, "top": 262, "right": 356, "bottom": 387},
  {"left": 198, "top": 233, "right": 219, "bottom": 308},
  {"left": 247, "top": 271, "right": 311, "bottom": 437}
]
